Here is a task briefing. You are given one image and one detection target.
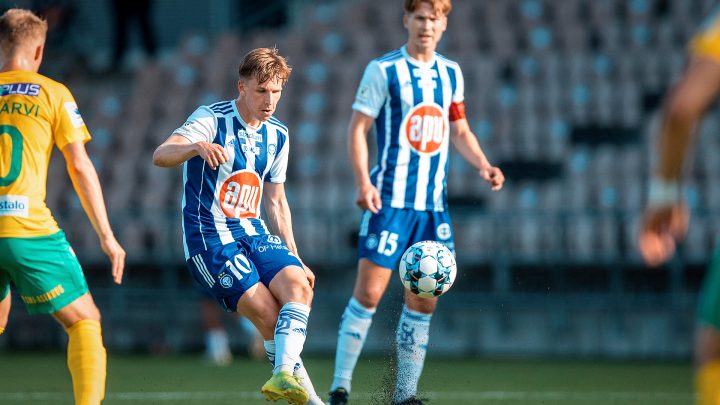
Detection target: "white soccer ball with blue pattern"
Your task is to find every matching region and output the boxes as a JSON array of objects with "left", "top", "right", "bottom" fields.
[{"left": 398, "top": 241, "right": 457, "bottom": 298}]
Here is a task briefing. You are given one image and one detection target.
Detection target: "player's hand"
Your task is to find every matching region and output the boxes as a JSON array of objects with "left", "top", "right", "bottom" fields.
[
  {"left": 356, "top": 183, "right": 382, "bottom": 213},
  {"left": 100, "top": 235, "right": 126, "bottom": 284},
  {"left": 480, "top": 166, "right": 505, "bottom": 191},
  {"left": 638, "top": 204, "right": 689, "bottom": 267},
  {"left": 194, "top": 141, "right": 228, "bottom": 170},
  {"left": 302, "top": 264, "right": 316, "bottom": 289}
]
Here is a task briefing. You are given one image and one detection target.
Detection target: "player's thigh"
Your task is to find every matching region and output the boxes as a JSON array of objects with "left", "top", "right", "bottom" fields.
[
  {"left": 186, "top": 243, "right": 261, "bottom": 313},
  {"left": 52, "top": 293, "right": 100, "bottom": 327},
  {"left": 352, "top": 258, "right": 393, "bottom": 308},
  {"left": 0, "top": 290, "right": 10, "bottom": 329},
  {"left": 235, "top": 282, "right": 280, "bottom": 339},
  {"left": 243, "top": 234, "right": 311, "bottom": 305},
  {"left": 268, "top": 264, "right": 313, "bottom": 306},
  {"left": 0, "top": 232, "right": 89, "bottom": 316}
]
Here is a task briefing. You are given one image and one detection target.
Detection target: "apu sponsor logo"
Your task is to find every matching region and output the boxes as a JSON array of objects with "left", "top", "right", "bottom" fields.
[
  {"left": 1, "top": 83, "right": 41, "bottom": 97},
  {"left": 267, "top": 235, "right": 282, "bottom": 244},
  {"left": 401, "top": 102, "right": 447, "bottom": 155},
  {"left": 219, "top": 170, "right": 262, "bottom": 218},
  {"left": 0, "top": 195, "right": 29, "bottom": 217}
]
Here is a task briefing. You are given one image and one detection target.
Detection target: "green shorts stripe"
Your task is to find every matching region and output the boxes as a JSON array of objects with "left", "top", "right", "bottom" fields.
[{"left": 0, "top": 231, "right": 88, "bottom": 314}]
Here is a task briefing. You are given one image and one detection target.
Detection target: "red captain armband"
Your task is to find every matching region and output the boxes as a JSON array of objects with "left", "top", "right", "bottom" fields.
[{"left": 449, "top": 101, "right": 466, "bottom": 121}]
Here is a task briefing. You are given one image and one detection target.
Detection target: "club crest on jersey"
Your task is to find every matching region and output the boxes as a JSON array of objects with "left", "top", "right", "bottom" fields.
[
  {"left": 219, "top": 170, "right": 262, "bottom": 219},
  {"left": 401, "top": 102, "right": 447, "bottom": 155}
]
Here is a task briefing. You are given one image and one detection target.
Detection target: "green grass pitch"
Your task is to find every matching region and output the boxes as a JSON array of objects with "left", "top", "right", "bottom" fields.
[{"left": 0, "top": 352, "right": 693, "bottom": 404}]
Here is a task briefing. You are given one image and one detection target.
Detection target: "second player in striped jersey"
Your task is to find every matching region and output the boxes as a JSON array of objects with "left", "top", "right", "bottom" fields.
[{"left": 328, "top": 1, "right": 504, "bottom": 405}]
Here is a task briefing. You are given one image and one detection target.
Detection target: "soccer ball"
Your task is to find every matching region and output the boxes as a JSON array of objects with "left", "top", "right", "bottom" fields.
[{"left": 398, "top": 241, "right": 457, "bottom": 298}]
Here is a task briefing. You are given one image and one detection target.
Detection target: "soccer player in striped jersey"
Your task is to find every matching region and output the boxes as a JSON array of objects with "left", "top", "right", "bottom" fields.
[
  {"left": 328, "top": 1, "right": 504, "bottom": 404},
  {"left": 639, "top": 8, "right": 720, "bottom": 405},
  {"left": 153, "top": 47, "right": 322, "bottom": 405},
  {"left": 0, "top": 9, "right": 125, "bottom": 405}
]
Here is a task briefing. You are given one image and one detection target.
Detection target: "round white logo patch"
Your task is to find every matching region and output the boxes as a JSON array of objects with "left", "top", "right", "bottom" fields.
[{"left": 436, "top": 223, "right": 452, "bottom": 240}]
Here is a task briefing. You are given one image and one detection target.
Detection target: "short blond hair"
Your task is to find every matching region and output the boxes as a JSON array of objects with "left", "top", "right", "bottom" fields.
[
  {"left": 0, "top": 9, "right": 47, "bottom": 57},
  {"left": 238, "top": 47, "right": 292, "bottom": 85},
  {"left": 403, "top": 0, "right": 452, "bottom": 16}
]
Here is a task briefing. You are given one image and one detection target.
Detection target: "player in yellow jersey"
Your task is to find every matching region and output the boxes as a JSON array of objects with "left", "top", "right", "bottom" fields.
[
  {"left": 0, "top": 9, "right": 125, "bottom": 405},
  {"left": 639, "top": 8, "right": 720, "bottom": 405}
]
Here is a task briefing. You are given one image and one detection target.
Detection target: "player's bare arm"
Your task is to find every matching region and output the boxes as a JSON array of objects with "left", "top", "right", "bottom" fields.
[
  {"left": 348, "top": 111, "right": 382, "bottom": 213},
  {"left": 449, "top": 118, "right": 504, "bottom": 191},
  {"left": 262, "top": 182, "right": 316, "bottom": 288},
  {"left": 61, "top": 141, "right": 125, "bottom": 284},
  {"left": 152, "top": 134, "right": 228, "bottom": 169},
  {"left": 639, "top": 55, "right": 720, "bottom": 266}
]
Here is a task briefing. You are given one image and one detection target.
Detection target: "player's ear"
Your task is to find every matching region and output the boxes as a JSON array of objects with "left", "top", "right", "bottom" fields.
[
  {"left": 33, "top": 43, "right": 43, "bottom": 64},
  {"left": 438, "top": 16, "right": 447, "bottom": 32},
  {"left": 237, "top": 79, "right": 244, "bottom": 95},
  {"left": 403, "top": 13, "right": 409, "bottom": 30}
]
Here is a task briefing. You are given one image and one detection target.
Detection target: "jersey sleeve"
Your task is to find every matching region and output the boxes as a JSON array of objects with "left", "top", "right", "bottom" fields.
[
  {"left": 452, "top": 65, "right": 465, "bottom": 104},
  {"left": 690, "top": 9, "right": 720, "bottom": 61},
  {"left": 267, "top": 135, "right": 289, "bottom": 183},
  {"left": 351, "top": 60, "right": 388, "bottom": 118},
  {"left": 173, "top": 106, "right": 217, "bottom": 143},
  {"left": 52, "top": 83, "right": 91, "bottom": 150}
]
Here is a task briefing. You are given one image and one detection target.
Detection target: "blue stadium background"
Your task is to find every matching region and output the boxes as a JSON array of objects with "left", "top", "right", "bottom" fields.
[{"left": 0, "top": 0, "right": 713, "bottom": 359}]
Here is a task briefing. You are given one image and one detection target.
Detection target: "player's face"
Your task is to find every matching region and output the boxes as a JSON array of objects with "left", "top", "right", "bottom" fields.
[
  {"left": 237, "top": 76, "right": 283, "bottom": 125},
  {"left": 404, "top": 2, "right": 447, "bottom": 54}
]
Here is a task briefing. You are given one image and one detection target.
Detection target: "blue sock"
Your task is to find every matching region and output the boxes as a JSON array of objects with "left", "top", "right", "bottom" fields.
[{"left": 393, "top": 305, "right": 432, "bottom": 402}]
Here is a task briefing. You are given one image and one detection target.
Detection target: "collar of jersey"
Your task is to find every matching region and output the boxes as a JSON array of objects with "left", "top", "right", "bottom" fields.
[
  {"left": 231, "top": 99, "right": 263, "bottom": 133},
  {"left": 401, "top": 45, "right": 436, "bottom": 69}
]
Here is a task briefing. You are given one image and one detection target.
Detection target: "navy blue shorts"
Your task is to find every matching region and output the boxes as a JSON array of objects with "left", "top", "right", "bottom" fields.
[
  {"left": 186, "top": 234, "right": 303, "bottom": 312},
  {"left": 357, "top": 207, "right": 455, "bottom": 270}
]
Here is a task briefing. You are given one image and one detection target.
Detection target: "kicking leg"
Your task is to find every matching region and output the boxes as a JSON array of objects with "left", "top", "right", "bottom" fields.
[{"left": 392, "top": 292, "right": 438, "bottom": 405}]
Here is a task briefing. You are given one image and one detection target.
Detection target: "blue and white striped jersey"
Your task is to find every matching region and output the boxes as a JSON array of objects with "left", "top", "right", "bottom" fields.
[
  {"left": 353, "top": 46, "right": 465, "bottom": 212},
  {"left": 174, "top": 100, "right": 289, "bottom": 259}
]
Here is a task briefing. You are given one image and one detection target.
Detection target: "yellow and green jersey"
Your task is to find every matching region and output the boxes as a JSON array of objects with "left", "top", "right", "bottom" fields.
[
  {"left": 691, "top": 7, "right": 720, "bottom": 61},
  {"left": 0, "top": 70, "right": 90, "bottom": 237}
]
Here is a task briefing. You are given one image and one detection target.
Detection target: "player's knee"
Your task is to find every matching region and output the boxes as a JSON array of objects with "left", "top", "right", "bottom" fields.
[
  {"left": 666, "top": 92, "right": 702, "bottom": 125},
  {"left": 353, "top": 289, "right": 382, "bottom": 309},
  {"left": 292, "top": 282, "right": 313, "bottom": 306}
]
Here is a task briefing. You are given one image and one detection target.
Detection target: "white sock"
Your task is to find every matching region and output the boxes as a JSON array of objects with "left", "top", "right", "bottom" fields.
[
  {"left": 205, "top": 329, "right": 231, "bottom": 364},
  {"left": 393, "top": 305, "right": 432, "bottom": 403},
  {"left": 331, "top": 297, "right": 376, "bottom": 392},
  {"left": 274, "top": 302, "right": 310, "bottom": 374},
  {"left": 264, "top": 340, "right": 276, "bottom": 367},
  {"left": 264, "top": 340, "right": 323, "bottom": 404}
]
